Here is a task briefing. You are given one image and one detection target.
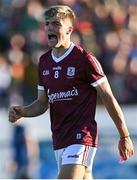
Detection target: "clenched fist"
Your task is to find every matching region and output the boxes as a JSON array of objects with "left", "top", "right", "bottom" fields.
[
  {"left": 9, "top": 106, "right": 23, "bottom": 123},
  {"left": 118, "top": 136, "right": 134, "bottom": 161}
]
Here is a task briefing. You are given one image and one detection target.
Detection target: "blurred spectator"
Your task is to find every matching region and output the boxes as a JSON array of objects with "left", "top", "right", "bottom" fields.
[
  {"left": 11, "top": 124, "right": 29, "bottom": 178},
  {"left": 8, "top": 33, "right": 28, "bottom": 106},
  {"left": 112, "top": 30, "right": 137, "bottom": 103},
  {"left": 8, "top": 124, "right": 40, "bottom": 178},
  {"left": 0, "top": 55, "right": 11, "bottom": 108}
]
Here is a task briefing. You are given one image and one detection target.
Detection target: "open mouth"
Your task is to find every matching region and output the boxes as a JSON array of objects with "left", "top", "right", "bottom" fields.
[{"left": 48, "top": 34, "right": 57, "bottom": 41}]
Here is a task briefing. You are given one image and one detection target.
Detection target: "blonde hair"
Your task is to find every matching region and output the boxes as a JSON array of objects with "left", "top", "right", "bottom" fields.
[{"left": 44, "top": 5, "right": 76, "bottom": 25}]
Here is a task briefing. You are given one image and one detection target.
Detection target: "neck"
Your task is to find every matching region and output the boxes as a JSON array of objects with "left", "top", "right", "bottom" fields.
[{"left": 52, "top": 41, "right": 72, "bottom": 58}]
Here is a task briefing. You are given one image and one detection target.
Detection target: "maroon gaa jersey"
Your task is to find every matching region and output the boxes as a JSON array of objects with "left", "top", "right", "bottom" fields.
[{"left": 38, "top": 43, "right": 106, "bottom": 150}]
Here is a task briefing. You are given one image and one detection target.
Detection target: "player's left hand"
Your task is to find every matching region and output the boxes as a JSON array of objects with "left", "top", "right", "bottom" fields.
[{"left": 118, "top": 136, "right": 134, "bottom": 161}]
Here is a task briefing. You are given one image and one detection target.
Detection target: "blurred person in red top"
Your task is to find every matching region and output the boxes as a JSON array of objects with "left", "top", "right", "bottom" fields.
[{"left": 9, "top": 5, "right": 134, "bottom": 179}]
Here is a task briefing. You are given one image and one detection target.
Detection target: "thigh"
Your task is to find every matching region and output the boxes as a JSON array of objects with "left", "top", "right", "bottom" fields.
[
  {"left": 84, "top": 171, "right": 93, "bottom": 179},
  {"left": 58, "top": 164, "right": 85, "bottom": 179}
]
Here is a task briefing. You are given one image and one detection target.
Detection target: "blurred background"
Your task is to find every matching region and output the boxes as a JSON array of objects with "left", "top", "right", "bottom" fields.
[{"left": 0, "top": 0, "right": 137, "bottom": 178}]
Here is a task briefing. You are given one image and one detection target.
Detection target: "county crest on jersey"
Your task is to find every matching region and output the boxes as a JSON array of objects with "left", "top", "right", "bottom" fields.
[{"left": 67, "top": 67, "right": 75, "bottom": 77}]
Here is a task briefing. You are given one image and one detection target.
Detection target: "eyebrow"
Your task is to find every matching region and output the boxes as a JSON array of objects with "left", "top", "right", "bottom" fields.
[
  {"left": 45, "top": 18, "right": 61, "bottom": 22},
  {"left": 45, "top": 20, "right": 62, "bottom": 25}
]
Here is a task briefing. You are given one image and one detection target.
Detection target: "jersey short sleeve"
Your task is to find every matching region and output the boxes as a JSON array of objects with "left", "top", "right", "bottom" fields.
[
  {"left": 37, "top": 57, "right": 45, "bottom": 91},
  {"left": 86, "top": 53, "right": 106, "bottom": 87}
]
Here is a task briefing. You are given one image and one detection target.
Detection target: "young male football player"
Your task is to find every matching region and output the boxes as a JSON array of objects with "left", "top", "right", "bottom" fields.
[{"left": 9, "top": 5, "right": 134, "bottom": 179}]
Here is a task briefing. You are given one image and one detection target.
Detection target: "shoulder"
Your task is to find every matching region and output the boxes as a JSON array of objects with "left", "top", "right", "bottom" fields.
[
  {"left": 73, "top": 45, "right": 90, "bottom": 63},
  {"left": 74, "top": 45, "right": 96, "bottom": 63},
  {"left": 38, "top": 49, "right": 52, "bottom": 64},
  {"left": 74, "top": 44, "right": 87, "bottom": 56}
]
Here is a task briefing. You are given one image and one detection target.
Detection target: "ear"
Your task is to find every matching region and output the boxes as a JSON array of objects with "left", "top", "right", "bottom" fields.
[{"left": 67, "top": 26, "right": 73, "bottom": 34}]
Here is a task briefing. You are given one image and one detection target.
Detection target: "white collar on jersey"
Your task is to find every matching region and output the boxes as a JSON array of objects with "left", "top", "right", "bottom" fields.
[{"left": 51, "top": 42, "right": 75, "bottom": 63}]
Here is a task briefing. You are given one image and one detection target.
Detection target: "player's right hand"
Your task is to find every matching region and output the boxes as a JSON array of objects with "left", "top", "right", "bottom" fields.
[{"left": 9, "top": 106, "right": 23, "bottom": 123}]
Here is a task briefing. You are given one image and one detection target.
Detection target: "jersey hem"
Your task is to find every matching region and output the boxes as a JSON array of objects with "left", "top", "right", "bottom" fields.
[{"left": 53, "top": 142, "right": 98, "bottom": 150}]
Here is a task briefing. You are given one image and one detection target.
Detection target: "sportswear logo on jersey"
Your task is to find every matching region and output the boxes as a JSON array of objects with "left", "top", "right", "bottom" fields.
[
  {"left": 43, "top": 70, "right": 49, "bottom": 76},
  {"left": 67, "top": 154, "right": 79, "bottom": 158},
  {"left": 53, "top": 66, "right": 62, "bottom": 70},
  {"left": 47, "top": 87, "right": 78, "bottom": 103},
  {"left": 67, "top": 67, "right": 75, "bottom": 77}
]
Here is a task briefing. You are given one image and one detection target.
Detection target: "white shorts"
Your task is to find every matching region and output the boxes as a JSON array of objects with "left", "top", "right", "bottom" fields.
[{"left": 54, "top": 144, "right": 97, "bottom": 173}]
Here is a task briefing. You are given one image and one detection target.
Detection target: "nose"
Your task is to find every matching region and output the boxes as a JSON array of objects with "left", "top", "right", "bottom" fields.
[{"left": 46, "top": 23, "right": 54, "bottom": 31}]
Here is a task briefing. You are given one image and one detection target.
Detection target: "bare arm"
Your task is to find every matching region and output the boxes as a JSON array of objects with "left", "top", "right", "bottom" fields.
[
  {"left": 96, "top": 78, "right": 129, "bottom": 137},
  {"left": 96, "top": 77, "right": 134, "bottom": 160},
  {"left": 9, "top": 90, "right": 49, "bottom": 123},
  {"left": 21, "top": 90, "right": 49, "bottom": 117}
]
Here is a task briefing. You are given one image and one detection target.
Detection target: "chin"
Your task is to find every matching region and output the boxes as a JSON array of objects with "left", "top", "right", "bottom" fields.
[
  {"left": 48, "top": 42, "right": 58, "bottom": 48},
  {"left": 48, "top": 44, "right": 55, "bottom": 48}
]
